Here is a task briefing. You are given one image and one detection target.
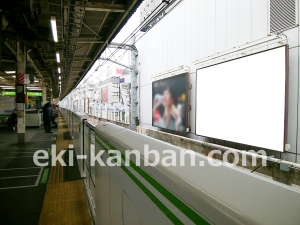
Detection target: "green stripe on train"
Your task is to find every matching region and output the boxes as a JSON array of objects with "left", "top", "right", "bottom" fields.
[
  {"left": 40, "top": 168, "right": 50, "bottom": 184},
  {"left": 96, "top": 139, "right": 183, "bottom": 225},
  {"left": 96, "top": 133, "right": 209, "bottom": 225}
]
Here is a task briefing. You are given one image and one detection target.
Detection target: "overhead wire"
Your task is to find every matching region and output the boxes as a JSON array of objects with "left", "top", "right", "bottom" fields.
[
  {"left": 89, "top": 48, "right": 129, "bottom": 84},
  {"left": 97, "top": 0, "right": 175, "bottom": 68},
  {"left": 71, "top": 0, "right": 182, "bottom": 95}
]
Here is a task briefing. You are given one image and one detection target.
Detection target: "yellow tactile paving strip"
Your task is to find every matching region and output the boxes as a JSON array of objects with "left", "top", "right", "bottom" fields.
[
  {"left": 48, "top": 117, "right": 71, "bottom": 183},
  {"left": 39, "top": 180, "right": 90, "bottom": 225},
  {"left": 39, "top": 116, "right": 90, "bottom": 225}
]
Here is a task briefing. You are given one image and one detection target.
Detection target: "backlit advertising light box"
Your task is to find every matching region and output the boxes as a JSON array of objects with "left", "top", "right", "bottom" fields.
[
  {"left": 196, "top": 46, "right": 289, "bottom": 152},
  {"left": 152, "top": 73, "right": 188, "bottom": 132}
]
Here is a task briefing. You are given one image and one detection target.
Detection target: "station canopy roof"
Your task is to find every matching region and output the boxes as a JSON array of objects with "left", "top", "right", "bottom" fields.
[{"left": 0, "top": 0, "right": 142, "bottom": 98}]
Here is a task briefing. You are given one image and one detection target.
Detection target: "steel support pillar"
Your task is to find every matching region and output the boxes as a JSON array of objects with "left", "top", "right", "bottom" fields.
[
  {"left": 50, "top": 91, "right": 53, "bottom": 104},
  {"left": 16, "top": 43, "right": 26, "bottom": 144},
  {"left": 130, "top": 35, "right": 138, "bottom": 130},
  {"left": 0, "top": 12, "right": 2, "bottom": 68},
  {"left": 42, "top": 86, "right": 47, "bottom": 105}
]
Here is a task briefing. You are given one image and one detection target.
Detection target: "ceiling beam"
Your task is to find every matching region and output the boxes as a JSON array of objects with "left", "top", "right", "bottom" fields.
[
  {"left": 1, "top": 59, "right": 15, "bottom": 63},
  {"left": 71, "top": 67, "right": 84, "bottom": 70},
  {"left": 77, "top": 0, "right": 141, "bottom": 92},
  {"left": 77, "top": 38, "right": 104, "bottom": 44},
  {"left": 73, "top": 57, "right": 93, "bottom": 62},
  {"left": 0, "top": 74, "right": 16, "bottom": 77},
  {"left": 43, "top": 58, "right": 56, "bottom": 62},
  {"left": 4, "top": 41, "right": 16, "bottom": 56},
  {"left": 75, "top": 3, "right": 126, "bottom": 13}
]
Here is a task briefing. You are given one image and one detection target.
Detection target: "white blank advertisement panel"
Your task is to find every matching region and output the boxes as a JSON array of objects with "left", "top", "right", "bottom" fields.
[{"left": 196, "top": 46, "right": 288, "bottom": 152}]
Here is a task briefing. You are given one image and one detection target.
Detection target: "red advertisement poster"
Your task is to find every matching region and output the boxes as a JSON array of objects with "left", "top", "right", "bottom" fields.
[{"left": 101, "top": 88, "right": 108, "bottom": 103}]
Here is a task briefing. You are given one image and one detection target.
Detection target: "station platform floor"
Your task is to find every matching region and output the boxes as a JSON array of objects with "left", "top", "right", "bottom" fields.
[{"left": 0, "top": 117, "right": 91, "bottom": 225}]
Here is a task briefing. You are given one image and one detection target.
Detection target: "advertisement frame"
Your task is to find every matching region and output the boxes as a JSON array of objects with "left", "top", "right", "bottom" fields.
[
  {"left": 152, "top": 72, "right": 189, "bottom": 133},
  {"left": 195, "top": 45, "right": 289, "bottom": 152}
]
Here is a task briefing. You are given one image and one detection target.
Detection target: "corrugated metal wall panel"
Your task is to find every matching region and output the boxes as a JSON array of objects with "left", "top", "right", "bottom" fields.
[
  {"left": 238, "top": 0, "right": 252, "bottom": 45},
  {"left": 251, "top": 0, "right": 268, "bottom": 41},
  {"left": 198, "top": 0, "right": 207, "bottom": 60},
  {"left": 207, "top": 0, "right": 216, "bottom": 56},
  {"left": 226, "top": 0, "right": 238, "bottom": 49},
  {"left": 190, "top": 0, "right": 199, "bottom": 63},
  {"left": 216, "top": 0, "right": 227, "bottom": 53}
]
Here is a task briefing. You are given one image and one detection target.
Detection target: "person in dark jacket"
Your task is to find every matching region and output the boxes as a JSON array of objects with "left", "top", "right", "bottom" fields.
[
  {"left": 7, "top": 109, "right": 17, "bottom": 130},
  {"left": 11, "top": 109, "right": 18, "bottom": 130},
  {"left": 43, "top": 102, "right": 52, "bottom": 133},
  {"left": 50, "top": 106, "right": 57, "bottom": 128}
]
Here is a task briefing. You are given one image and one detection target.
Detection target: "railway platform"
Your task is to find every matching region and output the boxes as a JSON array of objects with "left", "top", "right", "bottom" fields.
[{"left": 0, "top": 116, "right": 91, "bottom": 225}]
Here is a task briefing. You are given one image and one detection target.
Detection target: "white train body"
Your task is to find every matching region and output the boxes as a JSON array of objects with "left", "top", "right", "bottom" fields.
[{"left": 61, "top": 109, "right": 300, "bottom": 225}]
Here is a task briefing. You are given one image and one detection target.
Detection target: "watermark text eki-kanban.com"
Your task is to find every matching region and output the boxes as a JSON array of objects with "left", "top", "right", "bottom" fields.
[{"left": 33, "top": 144, "right": 268, "bottom": 167}]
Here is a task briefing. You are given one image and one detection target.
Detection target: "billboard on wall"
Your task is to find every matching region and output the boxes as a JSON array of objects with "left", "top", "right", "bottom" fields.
[
  {"left": 196, "top": 46, "right": 289, "bottom": 152},
  {"left": 152, "top": 73, "right": 188, "bottom": 132},
  {"left": 101, "top": 87, "right": 108, "bottom": 103}
]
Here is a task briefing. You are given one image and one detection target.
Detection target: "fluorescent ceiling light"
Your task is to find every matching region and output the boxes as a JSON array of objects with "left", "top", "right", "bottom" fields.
[
  {"left": 34, "top": 80, "right": 40, "bottom": 83},
  {"left": 59, "top": 75, "right": 61, "bottom": 80},
  {"left": 58, "top": 67, "right": 61, "bottom": 73},
  {"left": 11, "top": 75, "right": 16, "bottom": 78},
  {"left": 56, "top": 52, "right": 60, "bottom": 63},
  {"left": 0, "top": 85, "right": 14, "bottom": 88},
  {"left": 27, "top": 87, "right": 42, "bottom": 90},
  {"left": 27, "top": 87, "right": 42, "bottom": 89},
  {"left": 1, "top": 87, "right": 15, "bottom": 89},
  {"left": 5, "top": 71, "right": 15, "bottom": 74},
  {"left": 51, "top": 16, "right": 58, "bottom": 42}
]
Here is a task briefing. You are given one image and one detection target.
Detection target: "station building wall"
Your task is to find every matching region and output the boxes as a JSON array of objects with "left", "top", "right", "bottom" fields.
[{"left": 139, "top": 0, "right": 300, "bottom": 163}]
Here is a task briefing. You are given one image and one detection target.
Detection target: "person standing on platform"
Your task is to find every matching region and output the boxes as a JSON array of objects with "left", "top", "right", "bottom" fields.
[
  {"left": 10, "top": 109, "right": 18, "bottom": 130},
  {"left": 42, "top": 102, "right": 52, "bottom": 133},
  {"left": 54, "top": 106, "right": 59, "bottom": 118}
]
